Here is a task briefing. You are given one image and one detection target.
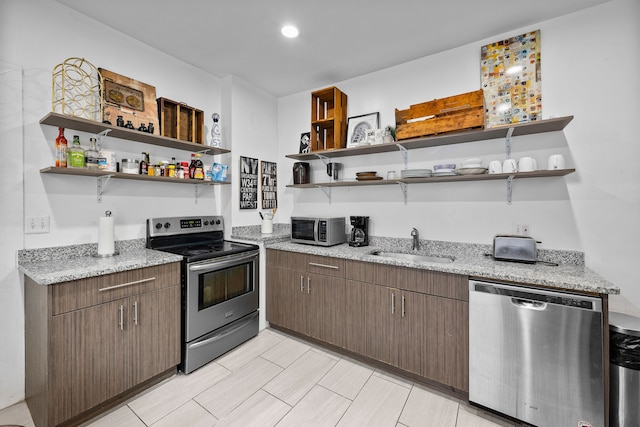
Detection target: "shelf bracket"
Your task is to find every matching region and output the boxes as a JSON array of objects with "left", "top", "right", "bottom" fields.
[
  {"left": 318, "top": 185, "right": 332, "bottom": 203},
  {"left": 506, "top": 175, "right": 515, "bottom": 205},
  {"left": 96, "top": 175, "right": 113, "bottom": 204},
  {"left": 96, "top": 129, "right": 111, "bottom": 151},
  {"left": 314, "top": 154, "right": 330, "bottom": 166},
  {"left": 395, "top": 144, "right": 409, "bottom": 169},
  {"left": 505, "top": 127, "right": 514, "bottom": 159},
  {"left": 194, "top": 185, "right": 201, "bottom": 204},
  {"left": 398, "top": 182, "right": 408, "bottom": 205}
]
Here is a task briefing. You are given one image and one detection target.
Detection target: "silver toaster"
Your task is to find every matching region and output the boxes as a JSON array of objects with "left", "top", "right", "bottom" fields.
[{"left": 493, "top": 235, "right": 538, "bottom": 263}]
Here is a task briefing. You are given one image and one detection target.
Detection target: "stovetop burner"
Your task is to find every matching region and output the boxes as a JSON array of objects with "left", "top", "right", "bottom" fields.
[{"left": 146, "top": 216, "right": 259, "bottom": 263}]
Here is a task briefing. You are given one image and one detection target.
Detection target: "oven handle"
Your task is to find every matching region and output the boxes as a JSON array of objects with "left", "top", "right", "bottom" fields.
[
  {"left": 190, "top": 312, "right": 259, "bottom": 349},
  {"left": 188, "top": 250, "right": 259, "bottom": 272}
]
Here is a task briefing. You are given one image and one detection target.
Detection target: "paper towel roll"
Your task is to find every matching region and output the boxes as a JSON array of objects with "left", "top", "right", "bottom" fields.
[{"left": 97, "top": 215, "right": 115, "bottom": 255}]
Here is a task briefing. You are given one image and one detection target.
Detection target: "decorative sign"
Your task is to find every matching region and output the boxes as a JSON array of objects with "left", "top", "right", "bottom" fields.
[
  {"left": 239, "top": 156, "right": 258, "bottom": 210},
  {"left": 261, "top": 161, "right": 277, "bottom": 209},
  {"left": 481, "top": 30, "right": 542, "bottom": 128}
]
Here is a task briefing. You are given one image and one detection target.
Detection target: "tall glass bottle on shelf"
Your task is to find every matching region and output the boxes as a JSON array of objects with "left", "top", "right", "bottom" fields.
[
  {"left": 55, "top": 127, "right": 67, "bottom": 167},
  {"left": 194, "top": 153, "right": 205, "bottom": 180},
  {"left": 85, "top": 138, "right": 99, "bottom": 169},
  {"left": 188, "top": 153, "right": 196, "bottom": 179},
  {"left": 67, "top": 135, "right": 85, "bottom": 168}
]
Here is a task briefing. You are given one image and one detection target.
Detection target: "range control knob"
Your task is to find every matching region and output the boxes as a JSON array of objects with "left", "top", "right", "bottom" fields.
[
  {"left": 155, "top": 222, "right": 162, "bottom": 230},
  {"left": 164, "top": 222, "right": 171, "bottom": 229},
  {"left": 204, "top": 220, "right": 209, "bottom": 226},
  {"left": 216, "top": 219, "right": 221, "bottom": 225}
]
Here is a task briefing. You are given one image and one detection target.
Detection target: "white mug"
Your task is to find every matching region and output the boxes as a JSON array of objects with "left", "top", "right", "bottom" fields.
[
  {"left": 488, "top": 160, "right": 502, "bottom": 174},
  {"left": 547, "top": 154, "right": 566, "bottom": 170},
  {"left": 518, "top": 157, "right": 537, "bottom": 172},
  {"left": 502, "top": 158, "right": 518, "bottom": 174},
  {"left": 261, "top": 219, "right": 273, "bottom": 234}
]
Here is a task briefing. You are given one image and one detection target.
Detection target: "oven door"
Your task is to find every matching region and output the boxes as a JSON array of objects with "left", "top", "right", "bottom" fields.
[
  {"left": 185, "top": 249, "right": 259, "bottom": 342},
  {"left": 291, "top": 217, "right": 317, "bottom": 243}
]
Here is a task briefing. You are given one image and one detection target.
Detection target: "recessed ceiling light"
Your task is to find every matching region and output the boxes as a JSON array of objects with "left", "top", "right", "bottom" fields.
[{"left": 281, "top": 25, "right": 299, "bottom": 38}]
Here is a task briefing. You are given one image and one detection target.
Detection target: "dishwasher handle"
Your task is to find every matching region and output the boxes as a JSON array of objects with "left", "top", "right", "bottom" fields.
[{"left": 511, "top": 298, "right": 547, "bottom": 311}]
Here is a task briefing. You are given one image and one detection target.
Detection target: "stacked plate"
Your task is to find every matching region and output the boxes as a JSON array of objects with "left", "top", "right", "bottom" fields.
[
  {"left": 401, "top": 169, "right": 432, "bottom": 178},
  {"left": 356, "top": 171, "right": 382, "bottom": 181},
  {"left": 432, "top": 164, "right": 458, "bottom": 176},
  {"left": 456, "top": 158, "right": 487, "bottom": 175}
]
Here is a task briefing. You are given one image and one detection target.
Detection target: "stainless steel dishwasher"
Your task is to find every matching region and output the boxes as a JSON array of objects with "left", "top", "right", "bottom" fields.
[{"left": 469, "top": 279, "right": 605, "bottom": 427}]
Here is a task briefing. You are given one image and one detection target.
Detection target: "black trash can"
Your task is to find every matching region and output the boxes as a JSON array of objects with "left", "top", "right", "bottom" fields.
[{"left": 610, "top": 312, "right": 640, "bottom": 427}]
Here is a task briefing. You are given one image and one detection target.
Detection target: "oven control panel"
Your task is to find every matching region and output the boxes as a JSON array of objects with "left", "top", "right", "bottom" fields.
[{"left": 148, "top": 216, "right": 224, "bottom": 237}]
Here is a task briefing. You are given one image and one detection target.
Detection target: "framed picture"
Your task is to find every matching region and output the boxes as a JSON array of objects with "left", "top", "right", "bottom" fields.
[
  {"left": 346, "top": 112, "right": 379, "bottom": 148},
  {"left": 239, "top": 156, "right": 259, "bottom": 210},
  {"left": 299, "top": 132, "right": 311, "bottom": 154},
  {"left": 260, "top": 160, "right": 277, "bottom": 209}
]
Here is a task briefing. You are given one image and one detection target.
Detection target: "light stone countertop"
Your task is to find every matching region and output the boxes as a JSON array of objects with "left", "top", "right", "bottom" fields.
[
  {"left": 265, "top": 240, "right": 619, "bottom": 295},
  {"left": 18, "top": 239, "right": 182, "bottom": 285},
  {"left": 231, "top": 224, "right": 291, "bottom": 244}
]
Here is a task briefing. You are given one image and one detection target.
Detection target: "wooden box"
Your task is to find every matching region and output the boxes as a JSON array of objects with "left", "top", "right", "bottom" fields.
[
  {"left": 99, "top": 68, "right": 158, "bottom": 130},
  {"left": 311, "top": 86, "right": 348, "bottom": 151},
  {"left": 395, "top": 89, "right": 484, "bottom": 141},
  {"left": 157, "top": 97, "right": 204, "bottom": 144}
]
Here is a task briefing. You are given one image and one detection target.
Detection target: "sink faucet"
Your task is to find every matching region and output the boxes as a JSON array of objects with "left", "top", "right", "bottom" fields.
[{"left": 411, "top": 228, "right": 420, "bottom": 251}]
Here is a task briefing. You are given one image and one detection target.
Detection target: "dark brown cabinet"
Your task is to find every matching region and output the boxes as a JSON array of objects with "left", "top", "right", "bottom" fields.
[
  {"left": 25, "top": 262, "right": 181, "bottom": 427},
  {"left": 266, "top": 249, "right": 469, "bottom": 393}
]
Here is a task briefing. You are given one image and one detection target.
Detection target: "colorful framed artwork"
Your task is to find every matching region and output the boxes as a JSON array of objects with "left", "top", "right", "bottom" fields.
[{"left": 481, "top": 30, "right": 542, "bottom": 128}]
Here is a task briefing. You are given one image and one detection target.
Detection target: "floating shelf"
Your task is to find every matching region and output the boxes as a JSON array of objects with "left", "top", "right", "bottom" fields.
[
  {"left": 287, "top": 116, "right": 574, "bottom": 161},
  {"left": 40, "top": 112, "right": 230, "bottom": 156},
  {"left": 286, "top": 169, "right": 575, "bottom": 189},
  {"left": 40, "top": 166, "right": 230, "bottom": 185}
]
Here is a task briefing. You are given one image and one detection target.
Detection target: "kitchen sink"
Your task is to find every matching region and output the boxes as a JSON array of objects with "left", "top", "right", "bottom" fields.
[{"left": 370, "top": 251, "right": 455, "bottom": 263}]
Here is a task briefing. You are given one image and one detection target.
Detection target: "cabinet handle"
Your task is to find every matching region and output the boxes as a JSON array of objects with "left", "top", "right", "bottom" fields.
[
  {"left": 99, "top": 277, "right": 156, "bottom": 292},
  {"left": 300, "top": 275, "right": 304, "bottom": 292},
  {"left": 133, "top": 301, "right": 138, "bottom": 326},
  {"left": 391, "top": 292, "right": 395, "bottom": 315},
  {"left": 308, "top": 262, "right": 339, "bottom": 270},
  {"left": 307, "top": 276, "right": 311, "bottom": 294},
  {"left": 118, "top": 304, "right": 124, "bottom": 331},
  {"left": 401, "top": 296, "right": 405, "bottom": 318}
]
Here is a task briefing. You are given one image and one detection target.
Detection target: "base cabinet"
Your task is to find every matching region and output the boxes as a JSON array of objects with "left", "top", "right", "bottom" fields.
[
  {"left": 266, "top": 249, "right": 469, "bottom": 393},
  {"left": 25, "top": 263, "right": 181, "bottom": 427}
]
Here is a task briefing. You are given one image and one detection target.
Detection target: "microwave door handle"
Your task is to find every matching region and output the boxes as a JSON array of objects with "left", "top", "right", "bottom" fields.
[{"left": 314, "top": 220, "right": 319, "bottom": 242}]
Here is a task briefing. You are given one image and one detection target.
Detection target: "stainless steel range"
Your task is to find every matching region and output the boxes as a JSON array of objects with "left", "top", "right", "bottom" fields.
[{"left": 147, "top": 216, "right": 260, "bottom": 374}]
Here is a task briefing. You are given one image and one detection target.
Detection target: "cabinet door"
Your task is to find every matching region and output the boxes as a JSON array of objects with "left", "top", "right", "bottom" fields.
[
  {"left": 344, "top": 280, "right": 367, "bottom": 355},
  {"left": 364, "top": 285, "right": 397, "bottom": 366},
  {"left": 306, "top": 273, "right": 345, "bottom": 347},
  {"left": 50, "top": 299, "right": 127, "bottom": 425},
  {"left": 396, "top": 290, "right": 435, "bottom": 377},
  {"left": 129, "top": 286, "right": 181, "bottom": 387},
  {"left": 435, "top": 297, "right": 469, "bottom": 391},
  {"left": 266, "top": 265, "right": 305, "bottom": 334}
]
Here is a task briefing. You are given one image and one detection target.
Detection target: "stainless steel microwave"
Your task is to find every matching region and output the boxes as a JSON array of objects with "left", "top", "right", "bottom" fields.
[{"left": 291, "top": 217, "right": 346, "bottom": 246}]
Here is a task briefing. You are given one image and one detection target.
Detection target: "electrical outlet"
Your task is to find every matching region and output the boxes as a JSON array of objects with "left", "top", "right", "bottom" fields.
[
  {"left": 513, "top": 223, "right": 522, "bottom": 235},
  {"left": 522, "top": 224, "right": 530, "bottom": 236},
  {"left": 26, "top": 215, "right": 50, "bottom": 234}
]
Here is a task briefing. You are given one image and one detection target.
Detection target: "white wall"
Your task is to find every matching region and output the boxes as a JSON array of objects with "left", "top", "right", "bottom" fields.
[{"left": 277, "top": 0, "right": 639, "bottom": 306}]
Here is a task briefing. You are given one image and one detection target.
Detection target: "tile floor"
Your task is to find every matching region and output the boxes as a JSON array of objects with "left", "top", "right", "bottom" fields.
[{"left": 0, "top": 328, "right": 516, "bottom": 427}]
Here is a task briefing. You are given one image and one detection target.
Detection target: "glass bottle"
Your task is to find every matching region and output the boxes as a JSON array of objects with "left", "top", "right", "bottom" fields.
[
  {"left": 194, "top": 153, "right": 205, "bottom": 180},
  {"left": 67, "top": 135, "right": 85, "bottom": 168},
  {"left": 85, "top": 138, "right": 99, "bottom": 169},
  {"left": 188, "top": 153, "right": 196, "bottom": 179},
  {"left": 55, "top": 127, "right": 67, "bottom": 168},
  {"left": 139, "top": 152, "right": 149, "bottom": 175}
]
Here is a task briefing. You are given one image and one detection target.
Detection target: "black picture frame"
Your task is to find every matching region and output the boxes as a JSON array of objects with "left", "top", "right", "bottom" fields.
[
  {"left": 299, "top": 132, "right": 311, "bottom": 154},
  {"left": 346, "top": 112, "right": 380, "bottom": 148}
]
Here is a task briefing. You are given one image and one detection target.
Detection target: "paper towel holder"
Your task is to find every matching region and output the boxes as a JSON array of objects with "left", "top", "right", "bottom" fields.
[{"left": 93, "top": 210, "right": 119, "bottom": 258}]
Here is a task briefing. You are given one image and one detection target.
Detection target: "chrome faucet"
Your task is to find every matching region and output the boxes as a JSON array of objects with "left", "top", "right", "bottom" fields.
[{"left": 411, "top": 228, "right": 420, "bottom": 251}]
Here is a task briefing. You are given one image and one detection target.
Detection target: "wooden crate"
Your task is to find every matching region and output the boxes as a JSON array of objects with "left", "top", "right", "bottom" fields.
[
  {"left": 100, "top": 68, "right": 158, "bottom": 130},
  {"left": 311, "top": 86, "right": 348, "bottom": 151},
  {"left": 157, "top": 97, "right": 204, "bottom": 144},
  {"left": 395, "top": 89, "right": 484, "bottom": 141}
]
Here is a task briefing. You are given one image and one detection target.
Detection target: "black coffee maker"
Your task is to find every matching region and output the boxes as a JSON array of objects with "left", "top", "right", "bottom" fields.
[{"left": 349, "top": 216, "right": 369, "bottom": 247}]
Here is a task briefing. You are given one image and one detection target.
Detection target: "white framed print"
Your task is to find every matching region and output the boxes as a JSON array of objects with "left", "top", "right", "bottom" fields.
[{"left": 346, "top": 112, "right": 379, "bottom": 148}]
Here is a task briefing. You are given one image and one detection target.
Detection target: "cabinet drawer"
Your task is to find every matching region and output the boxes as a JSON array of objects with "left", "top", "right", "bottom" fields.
[
  {"left": 266, "top": 249, "right": 306, "bottom": 270},
  {"left": 306, "top": 255, "right": 345, "bottom": 277},
  {"left": 345, "top": 260, "right": 467, "bottom": 301},
  {"left": 51, "top": 262, "right": 180, "bottom": 315}
]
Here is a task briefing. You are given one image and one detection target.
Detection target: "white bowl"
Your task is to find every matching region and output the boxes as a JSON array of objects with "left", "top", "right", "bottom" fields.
[{"left": 461, "top": 158, "right": 482, "bottom": 168}]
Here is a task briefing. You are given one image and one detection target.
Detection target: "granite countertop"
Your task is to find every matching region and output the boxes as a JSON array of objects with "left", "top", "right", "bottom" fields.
[
  {"left": 265, "top": 239, "right": 619, "bottom": 295},
  {"left": 18, "top": 239, "right": 182, "bottom": 286},
  {"left": 231, "top": 224, "right": 291, "bottom": 244}
]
